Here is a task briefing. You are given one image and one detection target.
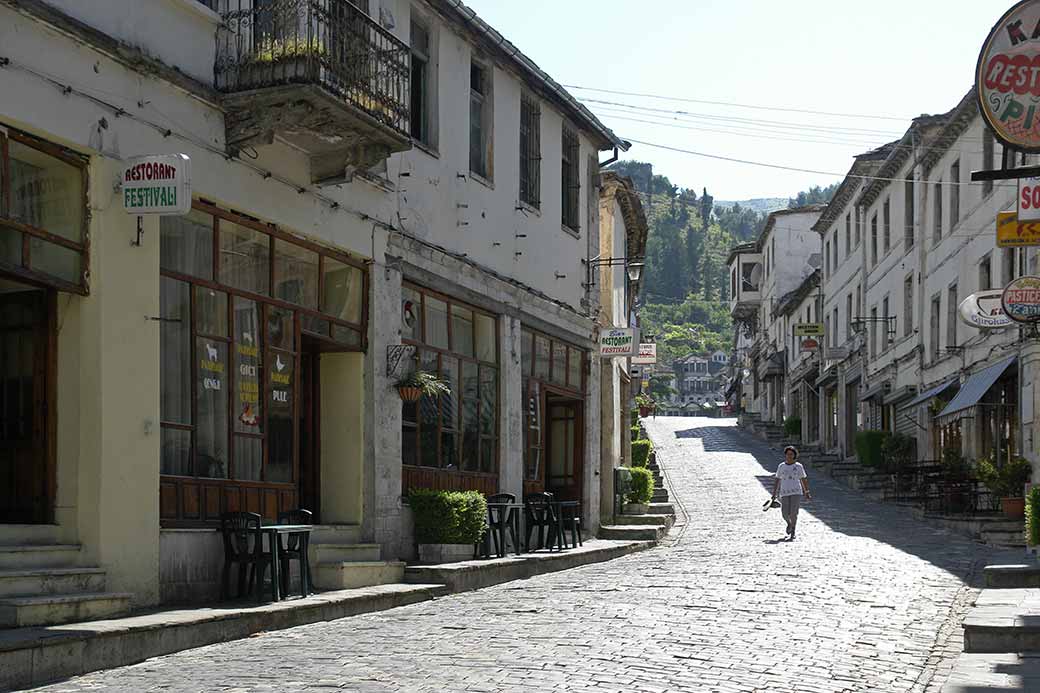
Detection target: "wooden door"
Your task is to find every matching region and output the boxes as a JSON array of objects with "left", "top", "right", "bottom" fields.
[
  {"left": 546, "top": 398, "right": 583, "bottom": 502},
  {"left": 298, "top": 342, "right": 321, "bottom": 521},
  {"left": 0, "top": 287, "right": 53, "bottom": 523}
]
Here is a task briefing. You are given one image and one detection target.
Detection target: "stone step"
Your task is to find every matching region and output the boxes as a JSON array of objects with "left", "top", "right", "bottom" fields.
[
  {"left": 963, "top": 589, "right": 1040, "bottom": 652},
  {"left": 651, "top": 491, "right": 670, "bottom": 502},
  {"left": 980, "top": 529, "right": 1026, "bottom": 548},
  {"left": 0, "top": 544, "right": 82, "bottom": 570},
  {"left": 309, "top": 524, "right": 362, "bottom": 544},
  {"left": 598, "top": 525, "right": 663, "bottom": 541},
  {"left": 0, "top": 591, "right": 132, "bottom": 627},
  {"left": 314, "top": 561, "right": 406, "bottom": 591},
  {"left": 647, "top": 502, "right": 675, "bottom": 516},
  {"left": 0, "top": 567, "right": 106, "bottom": 598},
  {"left": 938, "top": 653, "right": 1040, "bottom": 693},
  {"left": 984, "top": 565, "right": 1040, "bottom": 589},
  {"left": 310, "top": 543, "right": 382, "bottom": 564},
  {"left": 0, "top": 525, "right": 63, "bottom": 545},
  {"left": 615, "top": 514, "right": 674, "bottom": 529}
]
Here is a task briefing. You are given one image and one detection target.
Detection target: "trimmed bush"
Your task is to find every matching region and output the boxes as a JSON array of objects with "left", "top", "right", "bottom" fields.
[
  {"left": 631, "top": 439, "right": 652, "bottom": 468},
  {"left": 978, "top": 456, "right": 1032, "bottom": 498},
  {"left": 630, "top": 409, "right": 639, "bottom": 427},
  {"left": 631, "top": 425, "right": 643, "bottom": 442},
  {"left": 408, "top": 489, "right": 488, "bottom": 544},
  {"left": 881, "top": 432, "right": 916, "bottom": 472},
  {"left": 854, "top": 430, "right": 889, "bottom": 469},
  {"left": 627, "top": 466, "right": 654, "bottom": 504},
  {"left": 783, "top": 417, "right": 801, "bottom": 437},
  {"left": 1027, "top": 486, "right": 1040, "bottom": 546}
]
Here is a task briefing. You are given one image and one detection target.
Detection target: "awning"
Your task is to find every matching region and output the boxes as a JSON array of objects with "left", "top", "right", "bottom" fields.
[
  {"left": 883, "top": 385, "right": 917, "bottom": 406},
  {"left": 899, "top": 377, "right": 959, "bottom": 410},
  {"left": 935, "top": 356, "right": 1017, "bottom": 422},
  {"left": 859, "top": 380, "right": 890, "bottom": 402}
]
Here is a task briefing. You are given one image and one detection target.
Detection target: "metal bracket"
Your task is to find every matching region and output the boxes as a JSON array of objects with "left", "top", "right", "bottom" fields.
[{"left": 386, "top": 344, "right": 416, "bottom": 378}]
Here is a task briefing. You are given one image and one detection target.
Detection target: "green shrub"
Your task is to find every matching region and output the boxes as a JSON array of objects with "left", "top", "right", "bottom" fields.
[
  {"left": 941, "top": 447, "right": 971, "bottom": 481},
  {"left": 854, "top": 430, "right": 889, "bottom": 469},
  {"left": 631, "top": 439, "right": 652, "bottom": 468},
  {"left": 630, "top": 410, "right": 639, "bottom": 427},
  {"left": 627, "top": 467, "right": 654, "bottom": 504},
  {"left": 977, "top": 456, "right": 1032, "bottom": 498},
  {"left": 783, "top": 417, "right": 801, "bottom": 437},
  {"left": 408, "top": 489, "right": 488, "bottom": 544},
  {"left": 881, "top": 432, "right": 916, "bottom": 472},
  {"left": 1027, "top": 486, "right": 1040, "bottom": 546},
  {"left": 631, "top": 425, "right": 643, "bottom": 442}
]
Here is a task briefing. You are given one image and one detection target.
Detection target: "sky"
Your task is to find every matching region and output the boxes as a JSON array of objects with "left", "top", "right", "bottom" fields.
[{"left": 463, "top": 0, "right": 1015, "bottom": 201}]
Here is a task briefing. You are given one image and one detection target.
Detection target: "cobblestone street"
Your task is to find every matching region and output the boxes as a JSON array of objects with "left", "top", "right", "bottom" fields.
[{"left": 34, "top": 418, "right": 1021, "bottom": 693}]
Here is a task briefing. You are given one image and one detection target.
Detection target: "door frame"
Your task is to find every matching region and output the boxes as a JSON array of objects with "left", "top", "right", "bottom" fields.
[
  {"left": 298, "top": 337, "right": 323, "bottom": 522},
  {"left": 544, "top": 388, "right": 585, "bottom": 502}
]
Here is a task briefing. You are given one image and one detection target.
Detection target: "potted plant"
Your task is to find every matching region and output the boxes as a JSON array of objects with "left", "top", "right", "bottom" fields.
[
  {"left": 636, "top": 394, "right": 653, "bottom": 418},
  {"left": 977, "top": 455, "right": 1032, "bottom": 519},
  {"left": 408, "top": 489, "right": 488, "bottom": 564},
  {"left": 395, "top": 370, "right": 450, "bottom": 403}
]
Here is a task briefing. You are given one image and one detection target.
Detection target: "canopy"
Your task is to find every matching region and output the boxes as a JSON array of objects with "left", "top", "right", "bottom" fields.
[
  {"left": 935, "top": 356, "right": 1016, "bottom": 422},
  {"left": 899, "top": 377, "right": 959, "bottom": 410}
]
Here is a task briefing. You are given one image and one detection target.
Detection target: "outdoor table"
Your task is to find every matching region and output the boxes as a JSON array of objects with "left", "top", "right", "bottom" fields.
[
  {"left": 260, "top": 523, "right": 313, "bottom": 601},
  {"left": 483, "top": 502, "right": 525, "bottom": 557},
  {"left": 550, "top": 501, "right": 581, "bottom": 550}
]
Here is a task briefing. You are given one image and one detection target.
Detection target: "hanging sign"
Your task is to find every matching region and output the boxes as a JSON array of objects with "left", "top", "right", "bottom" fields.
[
  {"left": 122, "top": 154, "right": 192, "bottom": 215},
  {"left": 1002, "top": 275, "right": 1040, "bottom": 323},
  {"left": 1021, "top": 178, "right": 1040, "bottom": 222},
  {"left": 632, "top": 343, "right": 657, "bottom": 365},
  {"left": 977, "top": 1, "right": 1040, "bottom": 152},
  {"left": 800, "top": 338, "right": 820, "bottom": 352},
  {"left": 959, "top": 289, "right": 1013, "bottom": 328},
  {"left": 794, "top": 323, "right": 825, "bottom": 337},
  {"left": 997, "top": 210, "right": 1040, "bottom": 246},
  {"left": 599, "top": 327, "right": 638, "bottom": 357},
  {"left": 824, "top": 347, "right": 848, "bottom": 360}
]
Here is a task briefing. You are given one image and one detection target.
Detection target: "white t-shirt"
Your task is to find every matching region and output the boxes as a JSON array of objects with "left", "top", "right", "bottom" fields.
[{"left": 776, "top": 461, "right": 807, "bottom": 497}]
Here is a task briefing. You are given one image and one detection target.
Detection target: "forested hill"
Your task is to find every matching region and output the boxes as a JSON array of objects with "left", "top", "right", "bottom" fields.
[{"left": 608, "top": 160, "right": 837, "bottom": 383}]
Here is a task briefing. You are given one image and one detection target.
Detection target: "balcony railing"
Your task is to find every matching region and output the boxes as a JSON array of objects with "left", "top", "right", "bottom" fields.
[{"left": 216, "top": 0, "right": 410, "bottom": 137}]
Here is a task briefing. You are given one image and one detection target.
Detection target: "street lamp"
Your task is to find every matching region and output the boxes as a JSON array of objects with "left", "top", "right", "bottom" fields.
[
  {"left": 626, "top": 262, "right": 644, "bottom": 283},
  {"left": 584, "top": 255, "right": 646, "bottom": 286}
]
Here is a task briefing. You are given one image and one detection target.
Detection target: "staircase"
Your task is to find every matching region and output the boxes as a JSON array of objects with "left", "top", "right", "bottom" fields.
[
  {"left": 310, "top": 525, "right": 406, "bottom": 590},
  {"left": 0, "top": 534, "right": 132, "bottom": 628},
  {"left": 601, "top": 451, "right": 676, "bottom": 542}
]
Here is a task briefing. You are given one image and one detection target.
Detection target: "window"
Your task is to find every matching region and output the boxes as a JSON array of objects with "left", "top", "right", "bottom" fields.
[
  {"left": 903, "top": 275, "right": 913, "bottom": 337},
  {"left": 519, "top": 94, "right": 542, "bottom": 208},
  {"left": 950, "top": 160, "right": 960, "bottom": 229},
  {"left": 0, "top": 127, "right": 88, "bottom": 292},
  {"left": 731, "top": 269, "right": 737, "bottom": 299},
  {"left": 561, "top": 126, "right": 580, "bottom": 230},
  {"left": 846, "top": 294, "right": 853, "bottom": 342},
  {"left": 409, "top": 17, "right": 433, "bottom": 145},
  {"left": 833, "top": 234, "right": 838, "bottom": 270},
  {"left": 825, "top": 240, "right": 831, "bottom": 276},
  {"left": 933, "top": 180, "right": 943, "bottom": 244},
  {"left": 979, "top": 254, "right": 992, "bottom": 290},
  {"left": 882, "top": 199, "right": 891, "bottom": 254},
  {"left": 870, "top": 214, "right": 878, "bottom": 266},
  {"left": 983, "top": 133, "right": 995, "bottom": 197},
  {"left": 741, "top": 263, "right": 758, "bottom": 291},
  {"left": 930, "top": 296, "right": 941, "bottom": 362},
  {"left": 845, "top": 214, "right": 851, "bottom": 257},
  {"left": 832, "top": 307, "right": 838, "bottom": 347},
  {"left": 870, "top": 306, "right": 878, "bottom": 359},
  {"left": 904, "top": 178, "right": 915, "bottom": 249},
  {"left": 882, "top": 297, "right": 890, "bottom": 349},
  {"left": 947, "top": 284, "right": 958, "bottom": 350},
  {"left": 854, "top": 207, "right": 861, "bottom": 248},
  {"left": 1003, "top": 248, "right": 1021, "bottom": 283},
  {"left": 402, "top": 285, "right": 499, "bottom": 479},
  {"left": 469, "top": 60, "right": 492, "bottom": 179}
]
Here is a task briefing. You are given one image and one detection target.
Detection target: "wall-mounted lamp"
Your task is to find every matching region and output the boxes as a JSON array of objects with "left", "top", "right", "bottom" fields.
[{"left": 585, "top": 255, "right": 646, "bottom": 286}]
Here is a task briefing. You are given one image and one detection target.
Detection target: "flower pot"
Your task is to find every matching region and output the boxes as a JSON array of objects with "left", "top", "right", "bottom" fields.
[
  {"left": 418, "top": 543, "right": 476, "bottom": 564},
  {"left": 623, "top": 503, "right": 649, "bottom": 515},
  {"left": 397, "top": 386, "right": 423, "bottom": 402},
  {"left": 1001, "top": 496, "right": 1026, "bottom": 519},
  {"left": 639, "top": 406, "right": 650, "bottom": 417}
]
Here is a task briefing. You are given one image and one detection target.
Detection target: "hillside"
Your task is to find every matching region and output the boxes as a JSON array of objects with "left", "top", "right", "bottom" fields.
[{"left": 714, "top": 198, "right": 787, "bottom": 214}]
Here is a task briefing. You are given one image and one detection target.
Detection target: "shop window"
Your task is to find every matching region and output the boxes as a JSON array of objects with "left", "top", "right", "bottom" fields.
[
  {"left": 535, "top": 335, "right": 550, "bottom": 380},
  {"left": 274, "top": 239, "right": 318, "bottom": 309},
  {"left": 160, "top": 209, "right": 214, "bottom": 280},
  {"left": 220, "top": 220, "right": 270, "bottom": 296},
  {"left": 321, "top": 257, "right": 364, "bottom": 325},
  {"left": 475, "top": 312, "right": 496, "bottom": 362},
  {"left": 551, "top": 342, "right": 567, "bottom": 385},
  {"left": 451, "top": 305, "right": 474, "bottom": 357},
  {"left": 401, "top": 285, "right": 422, "bottom": 343},
  {"left": 0, "top": 128, "right": 88, "bottom": 292},
  {"left": 424, "top": 296, "right": 450, "bottom": 350}
]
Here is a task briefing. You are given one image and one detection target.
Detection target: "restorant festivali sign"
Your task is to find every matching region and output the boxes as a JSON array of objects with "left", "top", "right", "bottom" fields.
[
  {"left": 1002, "top": 275, "right": 1040, "bottom": 323},
  {"left": 599, "top": 328, "right": 638, "bottom": 357},
  {"left": 122, "top": 154, "right": 192, "bottom": 215},
  {"left": 959, "top": 289, "right": 1014, "bottom": 329},
  {"left": 978, "top": 1, "right": 1040, "bottom": 152}
]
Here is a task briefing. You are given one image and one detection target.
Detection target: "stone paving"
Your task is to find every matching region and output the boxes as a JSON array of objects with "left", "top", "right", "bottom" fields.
[{"left": 32, "top": 418, "right": 1022, "bottom": 693}]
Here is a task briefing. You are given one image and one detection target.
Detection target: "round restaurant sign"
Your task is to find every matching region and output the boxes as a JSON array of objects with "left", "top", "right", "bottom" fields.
[
  {"left": 978, "top": 1, "right": 1040, "bottom": 152},
  {"left": 1002, "top": 275, "right": 1040, "bottom": 323}
]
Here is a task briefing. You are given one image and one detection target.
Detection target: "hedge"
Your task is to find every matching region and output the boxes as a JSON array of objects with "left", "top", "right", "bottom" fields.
[
  {"left": 408, "top": 489, "right": 488, "bottom": 544},
  {"left": 631, "top": 439, "right": 652, "bottom": 468},
  {"left": 783, "top": 417, "right": 801, "bottom": 437},
  {"left": 631, "top": 425, "right": 643, "bottom": 442},
  {"left": 1028, "top": 486, "right": 1040, "bottom": 546},
  {"left": 854, "top": 430, "right": 889, "bottom": 469},
  {"left": 627, "top": 467, "right": 654, "bottom": 504}
]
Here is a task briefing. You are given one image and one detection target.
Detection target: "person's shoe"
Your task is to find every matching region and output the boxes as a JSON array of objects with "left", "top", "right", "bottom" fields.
[
  {"left": 788, "top": 531, "right": 796, "bottom": 541},
  {"left": 785, "top": 522, "right": 793, "bottom": 535}
]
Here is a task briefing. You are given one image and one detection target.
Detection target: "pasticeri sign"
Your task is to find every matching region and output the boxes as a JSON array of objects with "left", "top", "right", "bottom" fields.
[
  {"left": 978, "top": 1, "right": 1040, "bottom": 152},
  {"left": 1002, "top": 275, "right": 1040, "bottom": 323},
  {"left": 122, "top": 154, "right": 192, "bottom": 215}
]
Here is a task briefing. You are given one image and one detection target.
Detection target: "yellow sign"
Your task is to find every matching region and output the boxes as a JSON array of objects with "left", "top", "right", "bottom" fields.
[
  {"left": 997, "top": 211, "right": 1040, "bottom": 247},
  {"left": 794, "top": 323, "right": 825, "bottom": 337}
]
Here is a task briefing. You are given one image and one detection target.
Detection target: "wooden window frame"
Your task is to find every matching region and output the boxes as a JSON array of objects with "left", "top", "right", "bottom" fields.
[
  {"left": 0, "top": 126, "right": 90, "bottom": 295},
  {"left": 561, "top": 125, "right": 580, "bottom": 231},
  {"left": 519, "top": 93, "right": 542, "bottom": 209}
]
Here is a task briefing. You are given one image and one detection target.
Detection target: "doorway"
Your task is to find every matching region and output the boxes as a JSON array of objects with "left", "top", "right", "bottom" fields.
[
  {"left": 298, "top": 337, "right": 322, "bottom": 521},
  {"left": 0, "top": 280, "right": 54, "bottom": 524},
  {"left": 546, "top": 395, "right": 583, "bottom": 502}
]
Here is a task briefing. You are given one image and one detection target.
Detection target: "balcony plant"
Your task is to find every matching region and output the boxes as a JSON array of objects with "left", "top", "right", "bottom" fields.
[
  {"left": 977, "top": 455, "right": 1032, "bottom": 519},
  {"left": 635, "top": 394, "right": 653, "bottom": 418},
  {"left": 394, "top": 370, "right": 450, "bottom": 403},
  {"left": 408, "top": 489, "right": 487, "bottom": 564}
]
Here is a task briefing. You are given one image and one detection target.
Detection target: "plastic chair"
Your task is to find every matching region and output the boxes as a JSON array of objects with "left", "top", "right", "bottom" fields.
[
  {"left": 277, "top": 509, "right": 313, "bottom": 597},
  {"left": 220, "top": 511, "right": 275, "bottom": 601},
  {"left": 485, "top": 493, "right": 517, "bottom": 557},
  {"left": 559, "top": 502, "right": 583, "bottom": 548},
  {"left": 524, "top": 493, "right": 560, "bottom": 552}
]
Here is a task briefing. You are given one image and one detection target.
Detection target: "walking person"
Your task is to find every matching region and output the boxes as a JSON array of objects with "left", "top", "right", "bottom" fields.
[{"left": 770, "top": 445, "right": 811, "bottom": 541}]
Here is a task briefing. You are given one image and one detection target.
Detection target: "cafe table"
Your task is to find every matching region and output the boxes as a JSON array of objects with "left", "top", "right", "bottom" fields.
[
  {"left": 260, "top": 523, "right": 313, "bottom": 601},
  {"left": 482, "top": 502, "right": 525, "bottom": 557}
]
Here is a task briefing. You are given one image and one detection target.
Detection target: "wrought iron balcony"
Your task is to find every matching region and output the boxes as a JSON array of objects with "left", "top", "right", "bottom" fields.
[{"left": 216, "top": 0, "right": 411, "bottom": 183}]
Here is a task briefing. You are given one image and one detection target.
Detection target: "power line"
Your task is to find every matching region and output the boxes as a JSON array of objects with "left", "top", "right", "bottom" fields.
[{"left": 563, "top": 84, "right": 914, "bottom": 122}]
